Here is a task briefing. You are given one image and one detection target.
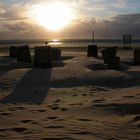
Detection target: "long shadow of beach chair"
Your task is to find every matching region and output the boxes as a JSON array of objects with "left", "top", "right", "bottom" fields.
[
  {"left": 17, "top": 45, "right": 31, "bottom": 63},
  {"left": 101, "top": 46, "right": 120, "bottom": 70}
]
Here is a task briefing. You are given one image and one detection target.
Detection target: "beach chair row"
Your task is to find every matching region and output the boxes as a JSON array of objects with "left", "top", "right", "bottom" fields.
[
  {"left": 87, "top": 45, "right": 140, "bottom": 70},
  {"left": 9, "top": 45, "right": 61, "bottom": 68}
]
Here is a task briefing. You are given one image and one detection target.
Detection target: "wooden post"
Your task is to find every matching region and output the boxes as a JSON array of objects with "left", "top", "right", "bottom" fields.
[{"left": 87, "top": 30, "right": 98, "bottom": 57}]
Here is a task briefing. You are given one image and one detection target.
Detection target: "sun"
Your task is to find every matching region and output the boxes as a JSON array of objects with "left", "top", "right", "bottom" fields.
[{"left": 33, "top": 2, "right": 73, "bottom": 31}]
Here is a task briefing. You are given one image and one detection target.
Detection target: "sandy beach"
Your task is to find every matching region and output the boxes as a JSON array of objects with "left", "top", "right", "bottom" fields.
[{"left": 0, "top": 48, "right": 140, "bottom": 140}]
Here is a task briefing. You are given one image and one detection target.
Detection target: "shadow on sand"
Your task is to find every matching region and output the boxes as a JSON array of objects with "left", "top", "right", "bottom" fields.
[
  {"left": 94, "top": 103, "right": 140, "bottom": 115},
  {"left": 0, "top": 68, "right": 52, "bottom": 104},
  {"left": 0, "top": 56, "right": 32, "bottom": 77}
]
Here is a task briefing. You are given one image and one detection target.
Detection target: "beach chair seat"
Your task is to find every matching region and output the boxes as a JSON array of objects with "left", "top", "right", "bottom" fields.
[
  {"left": 101, "top": 46, "right": 119, "bottom": 69},
  {"left": 34, "top": 46, "right": 52, "bottom": 68},
  {"left": 101, "top": 49, "right": 108, "bottom": 64},
  {"left": 9, "top": 46, "right": 18, "bottom": 57},
  {"left": 107, "top": 57, "right": 120, "bottom": 70},
  {"left": 51, "top": 48, "right": 62, "bottom": 61},
  {"left": 134, "top": 48, "right": 140, "bottom": 65},
  {"left": 17, "top": 45, "right": 31, "bottom": 63},
  {"left": 101, "top": 46, "right": 118, "bottom": 63},
  {"left": 87, "top": 45, "right": 98, "bottom": 57}
]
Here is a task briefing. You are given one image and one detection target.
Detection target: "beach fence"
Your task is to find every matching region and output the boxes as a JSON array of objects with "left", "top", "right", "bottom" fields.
[
  {"left": 34, "top": 46, "right": 52, "bottom": 68},
  {"left": 101, "top": 46, "right": 120, "bottom": 69},
  {"left": 17, "top": 45, "right": 31, "bottom": 63}
]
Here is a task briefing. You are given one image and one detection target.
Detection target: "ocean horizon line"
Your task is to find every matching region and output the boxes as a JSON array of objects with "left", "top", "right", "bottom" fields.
[{"left": 0, "top": 38, "right": 140, "bottom": 43}]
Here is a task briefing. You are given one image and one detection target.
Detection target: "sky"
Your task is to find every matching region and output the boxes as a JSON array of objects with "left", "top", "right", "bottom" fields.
[{"left": 0, "top": 0, "right": 140, "bottom": 40}]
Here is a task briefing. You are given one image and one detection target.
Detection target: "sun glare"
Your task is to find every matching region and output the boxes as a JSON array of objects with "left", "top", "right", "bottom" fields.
[{"left": 33, "top": 2, "right": 73, "bottom": 31}]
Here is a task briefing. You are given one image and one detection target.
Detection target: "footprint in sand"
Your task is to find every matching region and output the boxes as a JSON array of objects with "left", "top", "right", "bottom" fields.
[
  {"left": 82, "top": 93, "right": 88, "bottom": 96},
  {"left": 8, "top": 106, "right": 25, "bottom": 111},
  {"left": 11, "top": 127, "right": 27, "bottom": 133},
  {"left": 72, "top": 131, "right": 95, "bottom": 135},
  {"left": 108, "top": 138, "right": 118, "bottom": 140},
  {"left": 122, "top": 96, "right": 134, "bottom": 99},
  {"left": 47, "top": 116, "right": 59, "bottom": 120},
  {"left": 89, "top": 93, "right": 94, "bottom": 96},
  {"left": 92, "top": 99, "right": 105, "bottom": 103},
  {"left": 136, "top": 93, "right": 140, "bottom": 96},
  {"left": 21, "top": 120, "right": 33, "bottom": 124},
  {"left": 15, "top": 106, "right": 25, "bottom": 110},
  {"left": 96, "top": 87, "right": 108, "bottom": 91},
  {"left": 71, "top": 94, "right": 78, "bottom": 97},
  {"left": 42, "top": 137, "right": 75, "bottom": 140},
  {"left": 78, "top": 118, "right": 92, "bottom": 122},
  {"left": 46, "top": 125, "right": 64, "bottom": 129},
  {"left": 137, "top": 124, "right": 140, "bottom": 128},
  {"left": 0, "top": 112, "right": 11, "bottom": 116},
  {"left": 51, "top": 107, "right": 60, "bottom": 110},
  {"left": 36, "top": 109, "right": 46, "bottom": 112},
  {"left": 54, "top": 99, "right": 61, "bottom": 103},
  {"left": 132, "top": 116, "right": 140, "bottom": 122},
  {"left": 69, "top": 103, "right": 83, "bottom": 106},
  {"left": 0, "top": 110, "right": 4, "bottom": 112},
  {"left": 60, "top": 107, "right": 68, "bottom": 111},
  {"left": 51, "top": 106, "right": 68, "bottom": 111},
  {"left": 0, "top": 128, "right": 8, "bottom": 132},
  {"left": 50, "top": 103, "right": 59, "bottom": 107}
]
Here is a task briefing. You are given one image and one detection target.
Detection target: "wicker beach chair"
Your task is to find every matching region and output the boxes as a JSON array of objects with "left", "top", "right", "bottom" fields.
[
  {"left": 101, "top": 46, "right": 120, "bottom": 69},
  {"left": 34, "top": 46, "right": 52, "bottom": 68},
  {"left": 17, "top": 45, "right": 31, "bottom": 63},
  {"left": 134, "top": 48, "right": 140, "bottom": 65},
  {"left": 9, "top": 46, "right": 18, "bottom": 57},
  {"left": 51, "top": 47, "right": 62, "bottom": 61},
  {"left": 87, "top": 45, "right": 98, "bottom": 57}
]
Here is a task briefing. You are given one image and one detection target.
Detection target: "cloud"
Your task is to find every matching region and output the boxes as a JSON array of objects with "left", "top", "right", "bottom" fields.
[
  {"left": 0, "top": 0, "right": 140, "bottom": 39},
  {"left": 0, "top": 7, "right": 6, "bottom": 14},
  {"left": 112, "top": 0, "right": 128, "bottom": 8},
  {"left": 1, "top": 13, "right": 140, "bottom": 39},
  {"left": 57, "top": 13, "right": 140, "bottom": 39}
]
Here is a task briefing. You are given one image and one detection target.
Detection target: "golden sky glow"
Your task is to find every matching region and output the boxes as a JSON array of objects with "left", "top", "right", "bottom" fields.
[
  {"left": 32, "top": 2, "right": 74, "bottom": 31},
  {"left": 0, "top": 0, "right": 140, "bottom": 39}
]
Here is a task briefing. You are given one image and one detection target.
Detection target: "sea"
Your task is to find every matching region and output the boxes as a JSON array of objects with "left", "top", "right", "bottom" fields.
[{"left": 0, "top": 39, "right": 140, "bottom": 48}]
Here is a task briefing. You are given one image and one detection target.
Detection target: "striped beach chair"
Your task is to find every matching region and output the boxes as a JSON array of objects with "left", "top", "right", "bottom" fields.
[
  {"left": 9, "top": 46, "right": 18, "bottom": 57},
  {"left": 101, "top": 46, "right": 120, "bottom": 69},
  {"left": 34, "top": 46, "right": 52, "bottom": 68},
  {"left": 17, "top": 45, "right": 31, "bottom": 63}
]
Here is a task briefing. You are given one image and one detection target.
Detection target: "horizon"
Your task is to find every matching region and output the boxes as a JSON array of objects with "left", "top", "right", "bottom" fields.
[
  {"left": 1, "top": 38, "right": 140, "bottom": 42},
  {"left": 0, "top": 0, "right": 140, "bottom": 39}
]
